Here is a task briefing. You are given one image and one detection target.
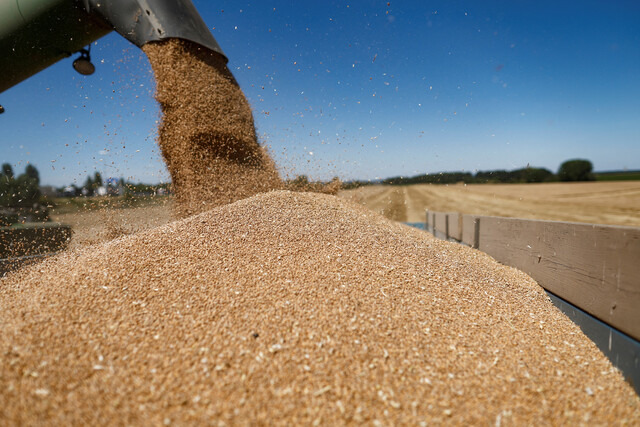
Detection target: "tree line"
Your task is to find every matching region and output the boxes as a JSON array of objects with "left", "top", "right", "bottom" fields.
[
  {"left": 0, "top": 163, "right": 41, "bottom": 207},
  {"left": 0, "top": 158, "right": 603, "bottom": 209},
  {"left": 382, "top": 159, "right": 595, "bottom": 186},
  {"left": 57, "top": 171, "right": 171, "bottom": 197},
  {"left": 0, "top": 163, "right": 47, "bottom": 224}
]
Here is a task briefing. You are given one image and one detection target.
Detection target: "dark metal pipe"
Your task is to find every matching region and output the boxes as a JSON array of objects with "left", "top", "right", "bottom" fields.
[{"left": 0, "top": 0, "right": 225, "bottom": 95}]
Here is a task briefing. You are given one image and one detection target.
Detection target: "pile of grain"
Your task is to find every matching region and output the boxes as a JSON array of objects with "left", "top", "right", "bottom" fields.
[
  {"left": 1, "top": 191, "right": 637, "bottom": 425},
  {"left": 143, "top": 39, "right": 283, "bottom": 217}
]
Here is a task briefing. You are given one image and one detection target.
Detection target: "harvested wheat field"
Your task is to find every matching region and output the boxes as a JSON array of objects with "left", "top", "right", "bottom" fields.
[
  {"left": 51, "top": 202, "right": 173, "bottom": 250},
  {"left": 1, "top": 190, "right": 638, "bottom": 425},
  {"left": 340, "top": 181, "right": 640, "bottom": 227}
]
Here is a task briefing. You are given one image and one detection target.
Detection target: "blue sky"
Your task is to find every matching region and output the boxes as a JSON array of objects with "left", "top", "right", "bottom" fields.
[{"left": 1, "top": 0, "right": 639, "bottom": 186}]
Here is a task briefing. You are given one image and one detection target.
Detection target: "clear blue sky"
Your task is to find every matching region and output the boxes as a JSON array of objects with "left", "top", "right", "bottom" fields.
[{"left": 1, "top": 0, "right": 639, "bottom": 186}]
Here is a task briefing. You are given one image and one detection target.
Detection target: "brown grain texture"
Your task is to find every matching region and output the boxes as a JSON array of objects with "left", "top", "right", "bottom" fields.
[
  {"left": 143, "top": 39, "right": 283, "bottom": 218},
  {"left": 1, "top": 191, "right": 637, "bottom": 426}
]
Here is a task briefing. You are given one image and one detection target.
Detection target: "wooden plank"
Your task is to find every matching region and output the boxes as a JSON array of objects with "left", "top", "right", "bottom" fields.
[
  {"left": 477, "top": 216, "right": 640, "bottom": 341},
  {"left": 431, "top": 212, "right": 436, "bottom": 234},
  {"left": 433, "top": 212, "right": 448, "bottom": 240},
  {"left": 447, "top": 212, "right": 462, "bottom": 241},
  {"left": 425, "top": 210, "right": 431, "bottom": 233},
  {"left": 462, "top": 215, "right": 480, "bottom": 248},
  {"left": 427, "top": 211, "right": 436, "bottom": 234}
]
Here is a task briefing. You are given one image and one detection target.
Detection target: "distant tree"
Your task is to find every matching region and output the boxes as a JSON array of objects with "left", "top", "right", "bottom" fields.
[
  {"left": 84, "top": 175, "right": 94, "bottom": 196},
  {"left": 0, "top": 165, "right": 11, "bottom": 205},
  {"left": 2, "top": 163, "right": 14, "bottom": 180},
  {"left": 94, "top": 171, "right": 103, "bottom": 188},
  {"left": 25, "top": 164, "right": 40, "bottom": 185},
  {"left": 288, "top": 175, "right": 309, "bottom": 188},
  {"left": 14, "top": 173, "right": 40, "bottom": 206},
  {"left": 514, "top": 167, "right": 554, "bottom": 183},
  {"left": 475, "top": 170, "right": 512, "bottom": 183},
  {"left": 383, "top": 171, "right": 473, "bottom": 185},
  {"left": 558, "top": 159, "right": 594, "bottom": 182},
  {"left": 0, "top": 164, "right": 41, "bottom": 208}
]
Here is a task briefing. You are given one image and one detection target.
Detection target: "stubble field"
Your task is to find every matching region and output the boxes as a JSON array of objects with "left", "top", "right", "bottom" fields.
[
  {"left": 338, "top": 181, "right": 640, "bottom": 227},
  {"left": 50, "top": 197, "right": 174, "bottom": 249}
]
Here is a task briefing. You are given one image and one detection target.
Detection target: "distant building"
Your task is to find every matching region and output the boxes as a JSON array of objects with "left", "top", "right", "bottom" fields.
[
  {"left": 105, "top": 177, "right": 124, "bottom": 196},
  {"left": 63, "top": 186, "right": 76, "bottom": 197}
]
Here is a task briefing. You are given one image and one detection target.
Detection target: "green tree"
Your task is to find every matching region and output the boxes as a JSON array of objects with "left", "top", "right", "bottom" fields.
[
  {"left": 25, "top": 164, "right": 40, "bottom": 185},
  {"left": 292, "top": 175, "right": 309, "bottom": 186},
  {"left": 83, "top": 175, "right": 95, "bottom": 196},
  {"left": 0, "top": 164, "right": 41, "bottom": 208},
  {"left": 2, "top": 163, "right": 14, "bottom": 180},
  {"left": 517, "top": 167, "right": 554, "bottom": 183},
  {"left": 94, "top": 171, "right": 103, "bottom": 188},
  {"left": 0, "top": 164, "right": 11, "bottom": 206},
  {"left": 14, "top": 174, "right": 40, "bottom": 206},
  {"left": 558, "top": 159, "right": 594, "bottom": 182}
]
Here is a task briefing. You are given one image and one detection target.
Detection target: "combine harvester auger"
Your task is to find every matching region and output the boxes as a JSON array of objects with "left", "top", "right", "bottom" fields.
[{"left": 0, "top": 0, "right": 225, "bottom": 111}]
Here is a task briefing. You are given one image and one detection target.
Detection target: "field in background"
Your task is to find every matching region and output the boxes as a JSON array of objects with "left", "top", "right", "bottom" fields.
[
  {"left": 47, "top": 181, "right": 640, "bottom": 250},
  {"left": 595, "top": 170, "right": 640, "bottom": 181},
  {"left": 50, "top": 195, "right": 173, "bottom": 249},
  {"left": 338, "top": 181, "right": 640, "bottom": 227}
]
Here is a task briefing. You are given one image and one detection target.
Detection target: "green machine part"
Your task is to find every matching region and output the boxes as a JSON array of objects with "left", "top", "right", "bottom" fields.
[{"left": 0, "top": 0, "right": 226, "bottom": 95}]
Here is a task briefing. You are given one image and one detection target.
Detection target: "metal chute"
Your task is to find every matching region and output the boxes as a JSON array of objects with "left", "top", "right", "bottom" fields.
[{"left": 0, "top": 0, "right": 225, "bottom": 95}]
